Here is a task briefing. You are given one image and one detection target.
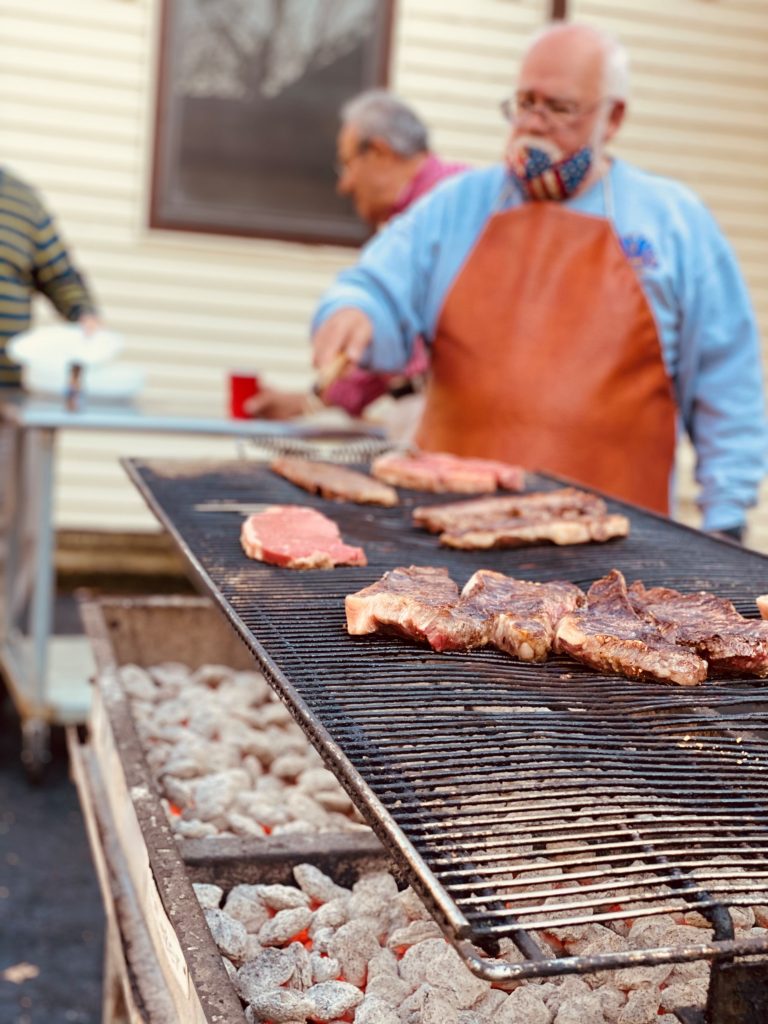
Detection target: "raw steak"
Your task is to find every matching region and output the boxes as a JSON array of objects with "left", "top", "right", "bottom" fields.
[
  {"left": 241, "top": 506, "right": 366, "bottom": 569},
  {"left": 413, "top": 488, "right": 606, "bottom": 534},
  {"left": 270, "top": 456, "right": 398, "bottom": 507},
  {"left": 345, "top": 566, "right": 459, "bottom": 641},
  {"left": 371, "top": 450, "right": 525, "bottom": 493},
  {"left": 629, "top": 581, "right": 768, "bottom": 677},
  {"left": 425, "top": 570, "right": 586, "bottom": 660},
  {"left": 555, "top": 570, "right": 708, "bottom": 686}
]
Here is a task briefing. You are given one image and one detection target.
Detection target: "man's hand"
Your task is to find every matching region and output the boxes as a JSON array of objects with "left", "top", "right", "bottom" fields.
[
  {"left": 243, "top": 387, "right": 311, "bottom": 420},
  {"left": 78, "top": 313, "right": 103, "bottom": 336},
  {"left": 312, "top": 308, "right": 373, "bottom": 374}
]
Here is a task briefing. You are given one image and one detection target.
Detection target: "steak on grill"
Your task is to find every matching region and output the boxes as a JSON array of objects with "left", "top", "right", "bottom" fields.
[
  {"left": 555, "top": 570, "right": 708, "bottom": 686},
  {"left": 270, "top": 455, "right": 398, "bottom": 507},
  {"left": 629, "top": 581, "right": 768, "bottom": 677},
  {"left": 371, "top": 450, "right": 525, "bottom": 493},
  {"left": 426, "top": 570, "right": 586, "bottom": 660},
  {"left": 413, "top": 488, "right": 606, "bottom": 534},
  {"left": 241, "top": 506, "right": 367, "bottom": 569},
  {"left": 346, "top": 567, "right": 584, "bottom": 661},
  {"left": 345, "top": 565, "right": 459, "bottom": 641},
  {"left": 413, "top": 487, "right": 630, "bottom": 549},
  {"left": 441, "top": 511, "right": 630, "bottom": 549}
]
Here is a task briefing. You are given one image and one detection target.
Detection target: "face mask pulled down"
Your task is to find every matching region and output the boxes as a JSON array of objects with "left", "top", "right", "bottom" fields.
[{"left": 507, "top": 135, "right": 592, "bottom": 201}]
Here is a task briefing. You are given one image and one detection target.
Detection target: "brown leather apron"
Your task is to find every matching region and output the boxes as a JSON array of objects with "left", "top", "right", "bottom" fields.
[{"left": 415, "top": 199, "right": 677, "bottom": 513}]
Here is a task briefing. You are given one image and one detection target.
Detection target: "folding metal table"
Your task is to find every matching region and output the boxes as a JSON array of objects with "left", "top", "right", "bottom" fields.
[{"left": 0, "top": 390, "right": 382, "bottom": 778}]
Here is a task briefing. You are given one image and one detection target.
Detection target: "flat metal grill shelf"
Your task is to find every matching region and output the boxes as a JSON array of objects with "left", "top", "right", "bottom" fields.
[{"left": 125, "top": 458, "right": 768, "bottom": 982}]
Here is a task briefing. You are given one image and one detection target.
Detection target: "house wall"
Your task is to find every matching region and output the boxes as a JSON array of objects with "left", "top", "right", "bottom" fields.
[
  {"left": 1, "top": 0, "right": 766, "bottom": 545},
  {"left": 573, "top": 0, "right": 768, "bottom": 543}
]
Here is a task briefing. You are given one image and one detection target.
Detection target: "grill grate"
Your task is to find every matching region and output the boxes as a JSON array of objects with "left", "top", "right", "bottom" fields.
[
  {"left": 125, "top": 458, "right": 768, "bottom": 979},
  {"left": 242, "top": 432, "right": 395, "bottom": 464}
]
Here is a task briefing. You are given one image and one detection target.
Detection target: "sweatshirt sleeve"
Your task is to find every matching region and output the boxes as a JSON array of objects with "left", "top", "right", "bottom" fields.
[
  {"left": 312, "top": 189, "right": 455, "bottom": 373},
  {"left": 32, "top": 203, "right": 98, "bottom": 321},
  {"left": 678, "top": 210, "right": 767, "bottom": 531}
]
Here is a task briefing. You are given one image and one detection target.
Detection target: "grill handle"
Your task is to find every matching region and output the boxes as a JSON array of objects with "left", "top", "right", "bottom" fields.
[{"left": 455, "top": 932, "right": 768, "bottom": 986}]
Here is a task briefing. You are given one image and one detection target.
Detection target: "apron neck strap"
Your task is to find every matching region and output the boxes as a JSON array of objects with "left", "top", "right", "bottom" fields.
[{"left": 602, "top": 166, "right": 615, "bottom": 221}]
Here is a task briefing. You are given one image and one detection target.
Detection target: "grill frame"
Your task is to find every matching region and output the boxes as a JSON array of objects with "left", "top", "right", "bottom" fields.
[{"left": 123, "top": 457, "right": 768, "bottom": 982}]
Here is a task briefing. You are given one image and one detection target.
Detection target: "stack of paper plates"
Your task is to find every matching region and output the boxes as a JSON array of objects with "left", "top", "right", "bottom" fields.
[
  {"left": 23, "top": 362, "right": 144, "bottom": 401},
  {"left": 8, "top": 323, "right": 124, "bottom": 367},
  {"left": 8, "top": 324, "right": 143, "bottom": 401}
]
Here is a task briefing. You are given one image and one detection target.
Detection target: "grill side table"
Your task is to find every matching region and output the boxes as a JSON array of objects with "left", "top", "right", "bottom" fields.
[{"left": 0, "top": 391, "right": 382, "bottom": 780}]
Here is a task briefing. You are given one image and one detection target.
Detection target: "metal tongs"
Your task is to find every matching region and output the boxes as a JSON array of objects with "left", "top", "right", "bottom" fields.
[{"left": 313, "top": 352, "right": 351, "bottom": 398}]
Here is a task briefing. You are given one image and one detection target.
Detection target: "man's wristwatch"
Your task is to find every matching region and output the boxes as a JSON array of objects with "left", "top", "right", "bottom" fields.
[{"left": 388, "top": 372, "right": 427, "bottom": 400}]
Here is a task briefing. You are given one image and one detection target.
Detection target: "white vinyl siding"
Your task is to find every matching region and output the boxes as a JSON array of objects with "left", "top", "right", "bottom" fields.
[
  {"left": 0, "top": 0, "right": 546, "bottom": 530},
  {"left": 1, "top": 0, "right": 766, "bottom": 545},
  {"left": 572, "top": 0, "right": 768, "bottom": 543}
]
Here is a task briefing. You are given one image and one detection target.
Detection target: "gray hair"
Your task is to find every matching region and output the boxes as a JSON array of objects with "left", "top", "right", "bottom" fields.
[
  {"left": 523, "top": 22, "right": 630, "bottom": 102},
  {"left": 340, "top": 90, "right": 430, "bottom": 157}
]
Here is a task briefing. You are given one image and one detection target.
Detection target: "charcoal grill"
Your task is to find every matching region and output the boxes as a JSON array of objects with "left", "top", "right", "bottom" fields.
[{"left": 125, "top": 457, "right": 768, "bottom": 1022}]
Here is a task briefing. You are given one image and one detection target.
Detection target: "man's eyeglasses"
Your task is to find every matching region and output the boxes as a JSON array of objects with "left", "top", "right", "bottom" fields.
[
  {"left": 334, "top": 139, "right": 372, "bottom": 178},
  {"left": 500, "top": 92, "right": 610, "bottom": 128}
]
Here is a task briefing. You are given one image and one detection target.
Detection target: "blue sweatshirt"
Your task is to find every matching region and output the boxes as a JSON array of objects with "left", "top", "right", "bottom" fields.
[{"left": 314, "top": 160, "right": 767, "bottom": 531}]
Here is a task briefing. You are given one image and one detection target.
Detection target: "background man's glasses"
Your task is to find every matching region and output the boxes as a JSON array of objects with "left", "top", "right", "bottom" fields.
[
  {"left": 335, "top": 139, "right": 372, "bottom": 177},
  {"left": 500, "top": 93, "right": 610, "bottom": 127}
]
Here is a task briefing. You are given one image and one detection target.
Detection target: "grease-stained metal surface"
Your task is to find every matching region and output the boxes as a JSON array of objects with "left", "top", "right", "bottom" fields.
[{"left": 124, "top": 458, "right": 768, "bottom": 978}]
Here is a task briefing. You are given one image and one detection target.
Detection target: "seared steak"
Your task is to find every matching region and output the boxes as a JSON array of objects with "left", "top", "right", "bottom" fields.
[
  {"left": 441, "top": 511, "right": 630, "bottom": 549},
  {"left": 413, "top": 488, "right": 606, "bottom": 534},
  {"left": 241, "top": 506, "right": 367, "bottom": 569},
  {"left": 371, "top": 451, "right": 525, "bottom": 493},
  {"left": 345, "top": 565, "right": 459, "bottom": 641},
  {"left": 555, "top": 570, "right": 708, "bottom": 686},
  {"left": 270, "top": 456, "right": 398, "bottom": 507},
  {"left": 346, "top": 567, "right": 583, "bottom": 661},
  {"left": 629, "top": 581, "right": 768, "bottom": 677},
  {"left": 413, "top": 487, "right": 629, "bottom": 549},
  {"left": 426, "top": 570, "right": 586, "bottom": 660}
]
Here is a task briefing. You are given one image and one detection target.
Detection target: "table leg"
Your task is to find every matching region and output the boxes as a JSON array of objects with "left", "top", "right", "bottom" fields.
[
  {"left": 21, "top": 717, "right": 51, "bottom": 783},
  {"left": 2, "top": 421, "right": 26, "bottom": 633},
  {"left": 27, "top": 427, "right": 57, "bottom": 711}
]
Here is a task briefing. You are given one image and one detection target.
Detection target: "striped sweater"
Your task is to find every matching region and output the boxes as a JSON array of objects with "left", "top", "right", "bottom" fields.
[{"left": 0, "top": 167, "right": 97, "bottom": 386}]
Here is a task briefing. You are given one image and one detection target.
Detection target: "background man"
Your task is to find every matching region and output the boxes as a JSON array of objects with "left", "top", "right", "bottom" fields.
[
  {"left": 246, "top": 89, "right": 467, "bottom": 421},
  {"left": 334, "top": 87, "right": 467, "bottom": 230},
  {"left": 0, "top": 166, "right": 100, "bottom": 387},
  {"left": 311, "top": 22, "right": 766, "bottom": 542}
]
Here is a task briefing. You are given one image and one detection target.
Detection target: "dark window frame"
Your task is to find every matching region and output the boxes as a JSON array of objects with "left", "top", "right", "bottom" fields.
[{"left": 149, "top": 0, "right": 395, "bottom": 247}]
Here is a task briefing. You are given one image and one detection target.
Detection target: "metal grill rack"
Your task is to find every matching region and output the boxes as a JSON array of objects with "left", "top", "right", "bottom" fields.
[
  {"left": 242, "top": 427, "right": 394, "bottom": 464},
  {"left": 124, "top": 458, "right": 768, "bottom": 1006}
]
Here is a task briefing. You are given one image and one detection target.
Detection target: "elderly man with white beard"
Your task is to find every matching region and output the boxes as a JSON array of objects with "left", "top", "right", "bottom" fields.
[{"left": 310, "top": 21, "right": 766, "bottom": 543}]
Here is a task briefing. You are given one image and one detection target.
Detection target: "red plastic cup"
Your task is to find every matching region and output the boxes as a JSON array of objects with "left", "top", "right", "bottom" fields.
[{"left": 229, "top": 371, "right": 261, "bottom": 419}]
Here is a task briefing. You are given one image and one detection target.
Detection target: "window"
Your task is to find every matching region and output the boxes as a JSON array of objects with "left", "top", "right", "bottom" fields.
[{"left": 150, "top": 0, "right": 394, "bottom": 245}]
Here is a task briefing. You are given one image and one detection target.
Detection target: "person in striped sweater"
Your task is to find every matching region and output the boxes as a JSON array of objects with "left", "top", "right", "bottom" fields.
[{"left": 0, "top": 166, "right": 100, "bottom": 388}]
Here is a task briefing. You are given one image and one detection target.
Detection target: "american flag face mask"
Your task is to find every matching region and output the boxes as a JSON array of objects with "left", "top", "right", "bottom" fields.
[{"left": 509, "top": 143, "right": 592, "bottom": 201}]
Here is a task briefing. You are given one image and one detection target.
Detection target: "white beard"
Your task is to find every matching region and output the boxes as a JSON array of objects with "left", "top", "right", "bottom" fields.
[{"left": 506, "top": 133, "right": 564, "bottom": 166}]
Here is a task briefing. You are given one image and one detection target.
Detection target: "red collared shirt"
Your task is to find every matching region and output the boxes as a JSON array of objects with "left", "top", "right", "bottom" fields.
[{"left": 391, "top": 153, "right": 470, "bottom": 217}]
